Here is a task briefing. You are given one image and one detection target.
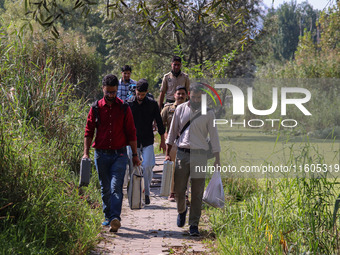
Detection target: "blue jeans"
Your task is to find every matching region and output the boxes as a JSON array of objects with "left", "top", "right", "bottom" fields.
[
  {"left": 94, "top": 149, "right": 128, "bottom": 222},
  {"left": 138, "top": 145, "right": 155, "bottom": 196},
  {"left": 126, "top": 145, "right": 133, "bottom": 176}
]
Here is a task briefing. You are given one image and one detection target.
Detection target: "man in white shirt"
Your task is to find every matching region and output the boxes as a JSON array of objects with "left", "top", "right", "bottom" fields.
[{"left": 165, "top": 83, "right": 221, "bottom": 236}]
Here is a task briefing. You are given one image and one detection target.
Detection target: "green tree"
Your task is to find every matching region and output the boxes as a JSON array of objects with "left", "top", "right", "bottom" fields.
[
  {"left": 103, "top": 0, "right": 262, "bottom": 80},
  {"left": 256, "top": 1, "right": 319, "bottom": 62},
  {"left": 256, "top": 2, "right": 340, "bottom": 79}
]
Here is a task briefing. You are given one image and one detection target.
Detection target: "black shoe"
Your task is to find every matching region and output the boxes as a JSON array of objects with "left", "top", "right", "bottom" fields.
[
  {"left": 189, "top": 225, "right": 200, "bottom": 236},
  {"left": 177, "top": 207, "right": 187, "bottom": 227},
  {"left": 109, "top": 218, "right": 121, "bottom": 233},
  {"left": 145, "top": 195, "right": 150, "bottom": 205}
]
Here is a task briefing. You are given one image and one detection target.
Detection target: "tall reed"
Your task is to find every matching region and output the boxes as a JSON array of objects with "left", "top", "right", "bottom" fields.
[
  {"left": 1, "top": 22, "right": 102, "bottom": 254},
  {"left": 207, "top": 136, "right": 340, "bottom": 254}
]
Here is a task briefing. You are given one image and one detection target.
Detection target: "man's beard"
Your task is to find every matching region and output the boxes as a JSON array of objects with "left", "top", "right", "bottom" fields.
[
  {"left": 105, "top": 95, "right": 116, "bottom": 102},
  {"left": 137, "top": 97, "right": 144, "bottom": 103},
  {"left": 190, "top": 101, "right": 200, "bottom": 110},
  {"left": 171, "top": 70, "right": 181, "bottom": 77}
]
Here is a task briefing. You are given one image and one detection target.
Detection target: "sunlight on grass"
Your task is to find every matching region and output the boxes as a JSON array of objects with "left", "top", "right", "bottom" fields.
[{"left": 204, "top": 127, "right": 340, "bottom": 254}]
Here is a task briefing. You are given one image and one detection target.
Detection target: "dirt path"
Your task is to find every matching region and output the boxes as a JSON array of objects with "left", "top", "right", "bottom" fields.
[{"left": 90, "top": 155, "right": 212, "bottom": 255}]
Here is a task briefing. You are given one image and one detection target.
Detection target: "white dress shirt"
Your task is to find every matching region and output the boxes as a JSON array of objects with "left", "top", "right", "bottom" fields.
[{"left": 166, "top": 101, "right": 221, "bottom": 153}]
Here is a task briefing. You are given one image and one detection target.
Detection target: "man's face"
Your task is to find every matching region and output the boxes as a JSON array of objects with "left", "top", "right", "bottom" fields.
[
  {"left": 136, "top": 90, "right": 148, "bottom": 103},
  {"left": 122, "top": 71, "right": 131, "bottom": 82},
  {"left": 171, "top": 61, "right": 181, "bottom": 73},
  {"left": 174, "top": 89, "right": 187, "bottom": 105},
  {"left": 103, "top": 86, "right": 118, "bottom": 102},
  {"left": 189, "top": 90, "right": 202, "bottom": 110}
]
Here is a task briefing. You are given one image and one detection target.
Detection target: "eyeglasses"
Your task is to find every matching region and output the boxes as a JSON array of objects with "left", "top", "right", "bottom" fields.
[{"left": 104, "top": 91, "right": 117, "bottom": 95}]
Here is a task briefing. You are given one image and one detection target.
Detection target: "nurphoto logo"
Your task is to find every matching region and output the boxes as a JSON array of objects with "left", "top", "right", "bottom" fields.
[{"left": 200, "top": 83, "right": 312, "bottom": 128}]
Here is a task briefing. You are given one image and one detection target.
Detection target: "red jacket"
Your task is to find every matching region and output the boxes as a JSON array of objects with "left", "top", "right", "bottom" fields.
[{"left": 84, "top": 97, "right": 137, "bottom": 149}]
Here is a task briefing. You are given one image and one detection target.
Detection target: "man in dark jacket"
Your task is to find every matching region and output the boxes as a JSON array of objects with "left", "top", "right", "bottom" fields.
[{"left": 127, "top": 79, "right": 166, "bottom": 204}]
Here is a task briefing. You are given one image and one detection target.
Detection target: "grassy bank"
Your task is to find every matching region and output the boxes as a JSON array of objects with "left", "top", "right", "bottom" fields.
[{"left": 0, "top": 25, "right": 103, "bottom": 254}]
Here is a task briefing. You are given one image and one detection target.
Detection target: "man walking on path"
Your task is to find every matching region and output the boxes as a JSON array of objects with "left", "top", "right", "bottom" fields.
[
  {"left": 117, "top": 65, "right": 136, "bottom": 101},
  {"left": 117, "top": 65, "right": 137, "bottom": 179},
  {"left": 158, "top": 56, "right": 190, "bottom": 109},
  {"left": 165, "top": 83, "right": 221, "bottom": 236},
  {"left": 83, "top": 74, "right": 140, "bottom": 233},
  {"left": 127, "top": 78, "right": 166, "bottom": 205},
  {"left": 161, "top": 85, "right": 187, "bottom": 201}
]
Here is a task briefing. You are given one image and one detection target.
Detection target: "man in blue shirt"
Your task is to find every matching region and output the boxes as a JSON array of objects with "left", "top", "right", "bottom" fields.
[{"left": 117, "top": 65, "right": 137, "bottom": 101}]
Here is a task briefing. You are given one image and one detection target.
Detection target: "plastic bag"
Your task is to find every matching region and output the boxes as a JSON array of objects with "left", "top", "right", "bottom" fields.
[
  {"left": 128, "top": 166, "right": 145, "bottom": 209},
  {"left": 202, "top": 171, "right": 225, "bottom": 208},
  {"left": 160, "top": 160, "right": 173, "bottom": 197}
]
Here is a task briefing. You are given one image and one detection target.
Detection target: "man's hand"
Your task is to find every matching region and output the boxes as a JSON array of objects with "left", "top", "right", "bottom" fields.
[
  {"left": 213, "top": 152, "right": 220, "bottom": 168},
  {"left": 132, "top": 155, "right": 141, "bottom": 166},
  {"left": 129, "top": 140, "right": 140, "bottom": 166},
  {"left": 83, "top": 137, "right": 92, "bottom": 160},
  {"left": 158, "top": 91, "right": 165, "bottom": 110},
  {"left": 159, "top": 140, "right": 166, "bottom": 154},
  {"left": 159, "top": 134, "right": 166, "bottom": 154},
  {"left": 165, "top": 143, "right": 172, "bottom": 162},
  {"left": 213, "top": 160, "right": 220, "bottom": 168}
]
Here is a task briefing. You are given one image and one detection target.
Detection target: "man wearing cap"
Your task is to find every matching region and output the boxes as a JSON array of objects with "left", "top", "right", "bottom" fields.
[
  {"left": 117, "top": 65, "right": 137, "bottom": 102},
  {"left": 158, "top": 56, "right": 190, "bottom": 109},
  {"left": 161, "top": 85, "right": 187, "bottom": 201},
  {"left": 127, "top": 79, "right": 166, "bottom": 205},
  {"left": 83, "top": 74, "right": 140, "bottom": 233},
  {"left": 165, "top": 83, "right": 221, "bottom": 236}
]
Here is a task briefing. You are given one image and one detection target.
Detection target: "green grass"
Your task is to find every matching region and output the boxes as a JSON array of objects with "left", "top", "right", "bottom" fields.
[
  {"left": 2, "top": 20, "right": 337, "bottom": 254},
  {"left": 217, "top": 127, "right": 339, "bottom": 174},
  {"left": 204, "top": 127, "right": 340, "bottom": 254},
  {"left": 0, "top": 24, "right": 103, "bottom": 254}
]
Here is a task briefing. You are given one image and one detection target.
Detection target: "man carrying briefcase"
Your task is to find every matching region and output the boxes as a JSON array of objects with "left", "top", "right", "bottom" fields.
[{"left": 83, "top": 74, "right": 140, "bottom": 233}]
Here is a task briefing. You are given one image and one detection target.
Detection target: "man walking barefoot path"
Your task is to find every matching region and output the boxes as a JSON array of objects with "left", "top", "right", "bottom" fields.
[{"left": 90, "top": 155, "right": 213, "bottom": 255}]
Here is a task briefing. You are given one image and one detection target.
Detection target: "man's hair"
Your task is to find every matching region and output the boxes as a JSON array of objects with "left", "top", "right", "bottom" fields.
[
  {"left": 136, "top": 78, "right": 148, "bottom": 92},
  {"left": 189, "top": 83, "right": 204, "bottom": 93},
  {"left": 175, "top": 85, "right": 187, "bottom": 94},
  {"left": 121, "top": 65, "right": 132, "bottom": 72},
  {"left": 102, "top": 74, "right": 119, "bottom": 87},
  {"left": 172, "top": 56, "right": 182, "bottom": 63}
]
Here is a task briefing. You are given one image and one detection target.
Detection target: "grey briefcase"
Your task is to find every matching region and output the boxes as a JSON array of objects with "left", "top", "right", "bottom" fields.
[{"left": 79, "top": 158, "right": 91, "bottom": 187}]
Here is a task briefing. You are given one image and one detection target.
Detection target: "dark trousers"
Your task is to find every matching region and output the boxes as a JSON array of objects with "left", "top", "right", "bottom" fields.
[{"left": 174, "top": 150, "right": 207, "bottom": 226}]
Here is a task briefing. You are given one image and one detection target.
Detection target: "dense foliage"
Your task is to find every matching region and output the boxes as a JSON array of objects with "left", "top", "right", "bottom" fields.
[
  {"left": 256, "top": 1, "right": 340, "bottom": 78},
  {"left": 0, "top": 23, "right": 102, "bottom": 254},
  {"left": 0, "top": 0, "right": 339, "bottom": 253}
]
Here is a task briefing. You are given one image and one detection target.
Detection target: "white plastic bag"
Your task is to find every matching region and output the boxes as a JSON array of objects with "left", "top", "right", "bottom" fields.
[
  {"left": 128, "top": 166, "right": 145, "bottom": 209},
  {"left": 202, "top": 171, "right": 225, "bottom": 208},
  {"left": 160, "top": 160, "right": 173, "bottom": 197}
]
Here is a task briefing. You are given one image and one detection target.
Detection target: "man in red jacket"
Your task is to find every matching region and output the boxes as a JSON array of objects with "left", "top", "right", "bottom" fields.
[{"left": 83, "top": 74, "right": 140, "bottom": 233}]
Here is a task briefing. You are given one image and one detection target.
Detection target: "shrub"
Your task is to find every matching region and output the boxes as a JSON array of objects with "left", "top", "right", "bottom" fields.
[{"left": 0, "top": 21, "right": 102, "bottom": 254}]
